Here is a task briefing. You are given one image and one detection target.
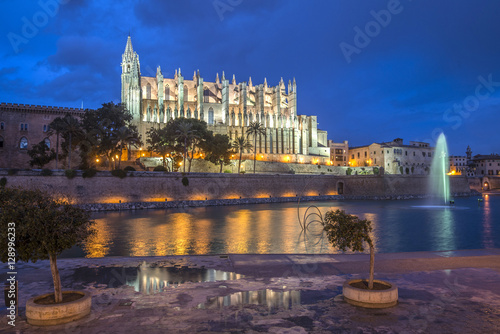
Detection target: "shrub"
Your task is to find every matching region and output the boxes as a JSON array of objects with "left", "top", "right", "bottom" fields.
[
  {"left": 41, "top": 169, "right": 53, "bottom": 176},
  {"left": 317, "top": 165, "right": 321, "bottom": 169},
  {"left": 82, "top": 168, "right": 98, "bottom": 178},
  {"left": 65, "top": 169, "right": 77, "bottom": 179},
  {"left": 182, "top": 176, "right": 189, "bottom": 186},
  {"left": 153, "top": 165, "right": 167, "bottom": 172},
  {"left": 111, "top": 169, "right": 127, "bottom": 179},
  {"left": 124, "top": 166, "right": 136, "bottom": 172},
  {"left": 223, "top": 170, "right": 232, "bottom": 173},
  {"left": 399, "top": 166, "right": 404, "bottom": 174},
  {"left": 290, "top": 170, "right": 296, "bottom": 174},
  {"left": 320, "top": 172, "right": 325, "bottom": 175},
  {"left": 7, "top": 169, "right": 18, "bottom": 176},
  {"left": 240, "top": 171, "right": 246, "bottom": 174},
  {"left": 346, "top": 168, "right": 353, "bottom": 175},
  {"left": 0, "top": 177, "right": 6, "bottom": 187},
  {"left": 373, "top": 167, "right": 379, "bottom": 175}
]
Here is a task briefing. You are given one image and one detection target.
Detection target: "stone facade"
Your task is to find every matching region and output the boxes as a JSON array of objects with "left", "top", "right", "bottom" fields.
[
  {"left": 328, "top": 140, "right": 349, "bottom": 166},
  {"left": 348, "top": 138, "right": 434, "bottom": 175},
  {"left": 449, "top": 155, "right": 468, "bottom": 175},
  {"left": 471, "top": 154, "right": 500, "bottom": 176},
  {"left": 121, "top": 36, "right": 330, "bottom": 164},
  {"left": 0, "top": 103, "right": 84, "bottom": 168}
]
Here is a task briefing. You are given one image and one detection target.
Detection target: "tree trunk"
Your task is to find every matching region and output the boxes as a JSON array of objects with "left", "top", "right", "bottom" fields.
[
  {"left": 238, "top": 151, "right": 242, "bottom": 173},
  {"left": 183, "top": 138, "right": 187, "bottom": 173},
  {"left": 368, "top": 245, "right": 375, "bottom": 290},
  {"left": 253, "top": 135, "right": 257, "bottom": 174},
  {"left": 219, "top": 161, "right": 223, "bottom": 173},
  {"left": 128, "top": 143, "right": 131, "bottom": 161},
  {"left": 68, "top": 132, "right": 72, "bottom": 170},
  {"left": 118, "top": 143, "right": 123, "bottom": 169},
  {"left": 49, "top": 253, "right": 63, "bottom": 303},
  {"left": 55, "top": 132, "right": 59, "bottom": 169}
]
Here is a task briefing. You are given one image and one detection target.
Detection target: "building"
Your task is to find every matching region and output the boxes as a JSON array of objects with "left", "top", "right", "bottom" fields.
[
  {"left": 471, "top": 154, "right": 500, "bottom": 176},
  {"left": 449, "top": 155, "right": 468, "bottom": 175},
  {"left": 121, "top": 36, "right": 330, "bottom": 164},
  {"left": 348, "top": 138, "right": 434, "bottom": 174},
  {"left": 0, "top": 103, "right": 84, "bottom": 168},
  {"left": 327, "top": 140, "right": 348, "bottom": 166}
]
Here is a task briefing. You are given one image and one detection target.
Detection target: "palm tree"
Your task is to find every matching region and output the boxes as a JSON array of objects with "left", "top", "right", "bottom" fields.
[
  {"left": 48, "top": 117, "right": 66, "bottom": 169},
  {"left": 232, "top": 136, "right": 253, "bottom": 173},
  {"left": 246, "top": 122, "right": 266, "bottom": 174},
  {"left": 60, "top": 114, "right": 83, "bottom": 170},
  {"left": 115, "top": 126, "right": 142, "bottom": 169},
  {"left": 175, "top": 121, "right": 198, "bottom": 173}
]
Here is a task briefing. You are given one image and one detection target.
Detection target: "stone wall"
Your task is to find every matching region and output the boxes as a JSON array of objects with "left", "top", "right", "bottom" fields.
[{"left": 0, "top": 170, "right": 472, "bottom": 205}]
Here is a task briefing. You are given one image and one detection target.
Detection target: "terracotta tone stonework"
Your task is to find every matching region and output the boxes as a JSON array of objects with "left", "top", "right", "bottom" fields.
[{"left": 0, "top": 103, "right": 84, "bottom": 168}]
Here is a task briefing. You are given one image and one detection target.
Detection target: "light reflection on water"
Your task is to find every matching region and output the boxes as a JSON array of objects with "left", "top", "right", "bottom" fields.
[{"left": 69, "top": 196, "right": 500, "bottom": 258}]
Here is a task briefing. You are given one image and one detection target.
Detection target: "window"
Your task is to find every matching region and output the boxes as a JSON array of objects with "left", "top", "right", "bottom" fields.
[
  {"left": 165, "top": 85, "right": 170, "bottom": 100},
  {"left": 20, "top": 137, "right": 28, "bottom": 149},
  {"left": 0, "top": 136, "right": 3, "bottom": 148},
  {"left": 183, "top": 85, "right": 188, "bottom": 102},
  {"left": 405, "top": 151, "right": 407, "bottom": 156},
  {"left": 428, "top": 152, "right": 432, "bottom": 157},
  {"left": 364, "top": 152, "right": 367, "bottom": 158},
  {"left": 208, "top": 107, "right": 214, "bottom": 125},
  {"left": 145, "top": 83, "right": 151, "bottom": 99},
  {"left": 422, "top": 152, "right": 425, "bottom": 157},
  {"left": 203, "top": 88, "right": 209, "bottom": 103},
  {"left": 351, "top": 154, "right": 354, "bottom": 159},
  {"left": 357, "top": 152, "right": 360, "bottom": 158},
  {"left": 413, "top": 151, "right": 415, "bottom": 156},
  {"left": 20, "top": 123, "right": 28, "bottom": 131},
  {"left": 43, "top": 124, "right": 48, "bottom": 132},
  {"left": 44, "top": 138, "right": 51, "bottom": 149},
  {"left": 0, "top": 122, "right": 4, "bottom": 130}
]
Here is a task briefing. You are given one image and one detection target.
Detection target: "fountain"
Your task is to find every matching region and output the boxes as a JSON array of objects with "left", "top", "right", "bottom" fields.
[{"left": 429, "top": 133, "right": 450, "bottom": 204}]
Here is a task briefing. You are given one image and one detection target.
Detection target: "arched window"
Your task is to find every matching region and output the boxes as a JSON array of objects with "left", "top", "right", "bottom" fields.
[
  {"left": 238, "top": 112, "right": 242, "bottom": 126},
  {"left": 165, "top": 85, "right": 170, "bottom": 100},
  {"left": 44, "top": 138, "right": 51, "bottom": 149},
  {"left": 204, "top": 88, "right": 209, "bottom": 103},
  {"left": 208, "top": 107, "right": 214, "bottom": 125},
  {"left": 145, "top": 83, "right": 152, "bottom": 100},
  {"left": 183, "top": 85, "right": 188, "bottom": 102},
  {"left": 186, "top": 107, "right": 191, "bottom": 119},
  {"left": 0, "top": 136, "right": 4, "bottom": 148},
  {"left": 20, "top": 137, "right": 28, "bottom": 149},
  {"left": 194, "top": 108, "right": 198, "bottom": 119},
  {"left": 0, "top": 122, "right": 4, "bottom": 130}
]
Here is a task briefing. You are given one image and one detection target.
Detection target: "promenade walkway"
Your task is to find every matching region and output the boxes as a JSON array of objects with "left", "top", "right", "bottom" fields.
[{"left": 1, "top": 249, "right": 500, "bottom": 333}]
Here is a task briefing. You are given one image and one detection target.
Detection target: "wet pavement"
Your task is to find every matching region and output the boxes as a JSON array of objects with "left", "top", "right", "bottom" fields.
[{"left": 1, "top": 250, "right": 500, "bottom": 333}]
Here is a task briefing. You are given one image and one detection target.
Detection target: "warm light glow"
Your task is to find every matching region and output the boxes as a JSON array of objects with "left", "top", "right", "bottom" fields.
[
  {"left": 116, "top": 155, "right": 119, "bottom": 159},
  {"left": 96, "top": 159, "right": 99, "bottom": 163},
  {"left": 139, "top": 148, "right": 143, "bottom": 151},
  {"left": 447, "top": 170, "right": 456, "bottom": 175},
  {"left": 179, "top": 162, "right": 183, "bottom": 166}
]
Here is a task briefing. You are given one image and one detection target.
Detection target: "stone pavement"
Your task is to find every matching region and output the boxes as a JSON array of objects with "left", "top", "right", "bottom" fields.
[{"left": 1, "top": 249, "right": 500, "bottom": 333}]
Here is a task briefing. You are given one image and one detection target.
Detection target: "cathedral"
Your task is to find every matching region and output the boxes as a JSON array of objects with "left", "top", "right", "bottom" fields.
[{"left": 121, "top": 36, "right": 330, "bottom": 164}]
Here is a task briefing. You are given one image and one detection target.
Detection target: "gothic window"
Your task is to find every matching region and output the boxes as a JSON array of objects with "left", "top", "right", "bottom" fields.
[
  {"left": 44, "top": 138, "right": 51, "bottom": 149},
  {"left": 184, "top": 85, "right": 188, "bottom": 102},
  {"left": 0, "top": 136, "right": 3, "bottom": 148},
  {"left": 167, "top": 107, "right": 171, "bottom": 121},
  {"left": 146, "top": 84, "right": 152, "bottom": 100},
  {"left": 204, "top": 88, "right": 209, "bottom": 103},
  {"left": 0, "top": 122, "right": 4, "bottom": 130},
  {"left": 231, "top": 110, "right": 235, "bottom": 126},
  {"left": 165, "top": 85, "right": 170, "bottom": 100},
  {"left": 187, "top": 107, "right": 191, "bottom": 118},
  {"left": 238, "top": 112, "right": 242, "bottom": 126},
  {"left": 159, "top": 106, "right": 164, "bottom": 123},
  {"left": 208, "top": 108, "right": 214, "bottom": 125},
  {"left": 147, "top": 106, "right": 151, "bottom": 122},
  {"left": 43, "top": 124, "right": 49, "bottom": 132},
  {"left": 20, "top": 137, "right": 28, "bottom": 149},
  {"left": 174, "top": 107, "right": 178, "bottom": 119}
]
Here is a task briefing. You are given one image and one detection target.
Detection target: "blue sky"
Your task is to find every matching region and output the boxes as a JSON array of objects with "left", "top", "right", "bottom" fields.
[{"left": 1, "top": 0, "right": 500, "bottom": 155}]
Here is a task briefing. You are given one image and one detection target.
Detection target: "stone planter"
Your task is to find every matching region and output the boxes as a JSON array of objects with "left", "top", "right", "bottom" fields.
[
  {"left": 343, "top": 279, "right": 398, "bottom": 308},
  {"left": 26, "top": 291, "right": 91, "bottom": 326}
]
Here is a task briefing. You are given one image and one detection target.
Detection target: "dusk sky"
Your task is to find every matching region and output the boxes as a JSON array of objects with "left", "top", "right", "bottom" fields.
[{"left": 1, "top": 0, "right": 500, "bottom": 155}]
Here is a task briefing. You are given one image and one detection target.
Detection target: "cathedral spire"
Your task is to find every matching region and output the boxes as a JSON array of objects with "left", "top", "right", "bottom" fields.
[
  {"left": 248, "top": 76, "right": 252, "bottom": 87},
  {"left": 222, "top": 71, "right": 226, "bottom": 81},
  {"left": 124, "top": 35, "right": 134, "bottom": 55},
  {"left": 216, "top": 72, "right": 220, "bottom": 84},
  {"left": 232, "top": 74, "right": 236, "bottom": 85}
]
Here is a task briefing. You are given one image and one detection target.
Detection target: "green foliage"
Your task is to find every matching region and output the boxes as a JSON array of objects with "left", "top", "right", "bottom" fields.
[
  {"left": 318, "top": 164, "right": 321, "bottom": 169},
  {"left": 246, "top": 122, "right": 266, "bottom": 174},
  {"left": 203, "top": 133, "right": 233, "bottom": 173},
  {"left": 7, "top": 169, "right": 18, "bottom": 176},
  {"left": 224, "top": 170, "right": 232, "bottom": 173},
  {"left": 111, "top": 169, "right": 127, "bottom": 178},
  {"left": 290, "top": 170, "right": 295, "bottom": 174},
  {"left": 0, "top": 187, "right": 95, "bottom": 263},
  {"left": 28, "top": 140, "right": 56, "bottom": 168},
  {"left": 322, "top": 209, "right": 373, "bottom": 252},
  {"left": 65, "top": 169, "right": 77, "bottom": 179},
  {"left": 124, "top": 166, "right": 136, "bottom": 171},
  {"left": 373, "top": 167, "right": 379, "bottom": 175},
  {"left": 41, "top": 168, "right": 53, "bottom": 176},
  {"left": 153, "top": 165, "right": 167, "bottom": 171},
  {"left": 0, "top": 177, "right": 6, "bottom": 187},
  {"left": 82, "top": 168, "right": 98, "bottom": 178},
  {"left": 346, "top": 168, "right": 353, "bottom": 175},
  {"left": 320, "top": 172, "right": 325, "bottom": 175},
  {"left": 400, "top": 166, "right": 404, "bottom": 174},
  {"left": 182, "top": 176, "right": 189, "bottom": 187}
]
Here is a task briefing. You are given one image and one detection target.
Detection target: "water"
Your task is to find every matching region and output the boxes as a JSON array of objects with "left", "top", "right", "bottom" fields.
[
  {"left": 61, "top": 195, "right": 499, "bottom": 258},
  {"left": 429, "top": 133, "right": 450, "bottom": 204},
  {"left": 71, "top": 265, "right": 243, "bottom": 293}
]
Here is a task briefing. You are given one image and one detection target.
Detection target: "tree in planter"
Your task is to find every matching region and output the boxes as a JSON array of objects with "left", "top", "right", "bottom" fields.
[
  {"left": 322, "top": 209, "right": 375, "bottom": 289},
  {"left": 203, "top": 133, "right": 233, "bottom": 173},
  {"left": 0, "top": 187, "right": 95, "bottom": 303}
]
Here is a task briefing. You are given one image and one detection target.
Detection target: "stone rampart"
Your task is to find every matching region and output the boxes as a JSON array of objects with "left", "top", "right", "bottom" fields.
[{"left": 0, "top": 171, "right": 472, "bottom": 206}]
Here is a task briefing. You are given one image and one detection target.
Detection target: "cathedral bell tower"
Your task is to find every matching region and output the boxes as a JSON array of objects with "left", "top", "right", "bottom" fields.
[{"left": 121, "top": 36, "right": 141, "bottom": 123}]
